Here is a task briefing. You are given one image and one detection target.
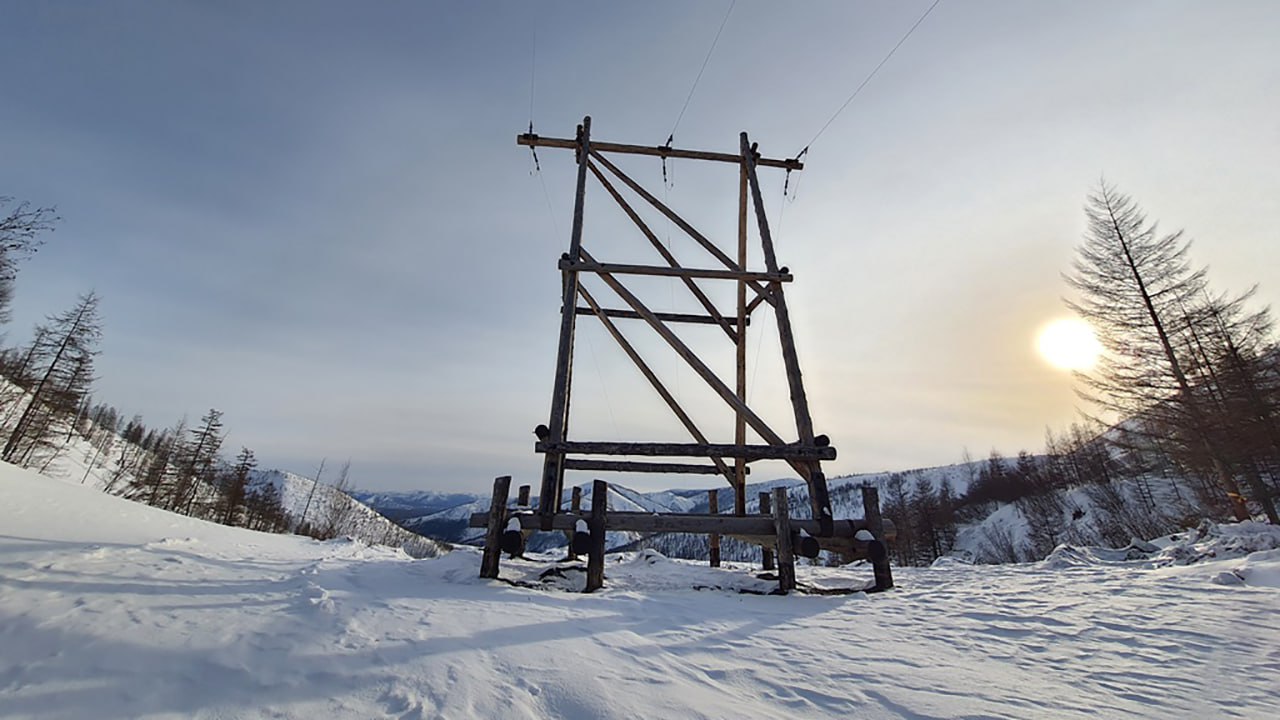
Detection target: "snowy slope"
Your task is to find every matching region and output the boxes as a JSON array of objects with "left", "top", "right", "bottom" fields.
[
  {"left": 249, "top": 469, "right": 447, "bottom": 558},
  {"left": 3, "top": 461, "right": 1279, "bottom": 719},
  {"left": 28, "top": 421, "right": 447, "bottom": 559}
]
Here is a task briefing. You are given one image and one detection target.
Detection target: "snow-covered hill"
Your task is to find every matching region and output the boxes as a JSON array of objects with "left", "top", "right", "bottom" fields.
[
  {"left": 249, "top": 470, "right": 446, "bottom": 558},
  {"left": 25, "top": 417, "right": 446, "bottom": 559},
  {"left": 2, "top": 461, "right": 1278, "bottom": 719}
]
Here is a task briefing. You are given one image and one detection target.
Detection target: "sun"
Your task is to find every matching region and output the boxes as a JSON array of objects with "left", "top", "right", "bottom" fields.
[{"left": 1036, "top": 318, "right": 1102, "bottom": 371}]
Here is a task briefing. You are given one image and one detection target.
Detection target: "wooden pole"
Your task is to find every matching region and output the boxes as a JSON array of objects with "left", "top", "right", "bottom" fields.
[
  {"left": 741, "top": 132, "right": 832, "bottom": 535},
  {"left": 759, "top": 491, "right": 775, "bottom": 571},
  {"left": 517, "top": 485, "right": 531, "bottom": 507},
  {"left": 585, "top": 479, "right": 608, "bottom": 593},
  {"left": 772, "top": 487, "right": 796, "bottom": 593},
  {"left": 539, "top": 116, "right": 592, "bottom": 530},
  {"left": 735, "top": 155, "right": 749, "bottom": 517},
  {"left": 480, "top": 475, "right": 511, "bottom": 579},
  {"left": 564, "top": 485, "right": 583, "bottom": 560},
  {"left": 708, "top": 488, "right": 721, "bottom": 568},
  {"left": 861, "top": 483, "right": 894, "bottom": 590}
]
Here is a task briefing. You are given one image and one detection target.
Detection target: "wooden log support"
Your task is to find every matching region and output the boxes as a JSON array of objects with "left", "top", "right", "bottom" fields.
[
  {"left": 585, "top": 480, "right": 608, "bottom": 593},
  {"left": 772, "top": 488, "right": 796, "bottom": 593},
  {"left": 518, "top": 132, "right": 804, "bottom": 170},
  {"left": 563, "top": 459, "right": 740, "bottom": 475},
  {"left": 539, "top": 117, "right": 592, "bottom": 531},
  {"left": 708, "top": 489, "right": 721, "bottom": 568},
  {"left": 759, "top": 491, "right": 775, "bottom": 571},
  {"left": 575, "top": 306, "right": 746, "bottom": 327},
  {"left": 470, "top": 510, "right": 893, "bottom": 539},
  {"left": 561, "top": 258, "right": 792, "bottom": 283},
  {"left": 726, "top": 529, "right": 888, "bottom": 555},
  {"left": 741, "top": 133, "right": 833, "bottom": 535},
  {"left": 734, "top": 158, "right": 748, "bottom": 517},
  {"left": 536, "top": 440, "right": 835, "bottom": 461},
  {"left": 564, "top": 485, "right": 583, "bottom": 560},
  {"left": 861, "top": 484, "right": 894, "bottom": 591},
  {"left": 516, "top": 485, "right": 531, "bottom": 507},
  {"left": 479, "top": 475, "right": 511, "bottom": 579}
]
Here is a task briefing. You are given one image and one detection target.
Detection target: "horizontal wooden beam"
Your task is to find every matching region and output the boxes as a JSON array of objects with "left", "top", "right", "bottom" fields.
[
  {"left": 518, "top": 133, "right": 803, "bottom": 171},
  {"left": 470, "top": 511, "right": 893, "bottom": 540},
  {"left": 536, "top": 440, "right": 836, "bottom": 461},
  {"left": 726, "top": 532, "right": 894, "bottom": 556},
  {"left": 575, "top": 306, "right": 747, "bottom": 327},
  {"left": 562, "top": 259, "right": 791, "bottom": 283},
  {"left": 563, "top": 459, "right": 745, "bottom": 475}
]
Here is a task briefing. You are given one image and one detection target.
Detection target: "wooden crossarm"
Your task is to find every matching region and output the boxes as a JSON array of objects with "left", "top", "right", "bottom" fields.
[{"left": 518, "top": 133, "right": 803, "bottom": 171}]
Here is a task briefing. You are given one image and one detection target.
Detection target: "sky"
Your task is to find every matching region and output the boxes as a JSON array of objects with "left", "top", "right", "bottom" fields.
[{"left": 2, "top": 1, "right": 1278, "bottom": 493}]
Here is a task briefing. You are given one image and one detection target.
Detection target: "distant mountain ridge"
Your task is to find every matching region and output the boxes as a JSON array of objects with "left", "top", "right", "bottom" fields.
[
  {"left": 349, "top": 490, "right": 479, "bottom": 521},
  {"left": 358, "top": 458, "right": 1201, "bottom": 567},
  {"left": 357, "top": 464, "right": 977, "bottom": 553}
]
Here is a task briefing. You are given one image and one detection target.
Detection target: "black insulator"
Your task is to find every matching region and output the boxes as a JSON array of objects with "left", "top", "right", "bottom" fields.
[
  {"left": 780, "top": 266, "right": 790, "bottom": 275},
  {"left": 534, "top": 424, "right": 550, "bottom": 440},
  {"left": 797, "top": 534, "right": 821, "bottom": 559},
  {"left": 814, "top": 434, "right": 830, "bottom": 447},
  {"left": 867, "top": 539, "right": 888, "bottom": 564},
  {"left": 572, "top": 530, "right": 593, "bottom": 556},
  {"left": 500, "top": 529, "right": 525, "bottom": 557}
]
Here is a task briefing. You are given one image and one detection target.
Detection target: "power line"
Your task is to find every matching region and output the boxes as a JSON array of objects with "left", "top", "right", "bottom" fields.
[
  {"left": 668, "top": 0, "right": 737, "bottom": 144},
  {"left": 529, "top": 24, "right": 537, "bottom": 126},
  {"left": 796, "top": 0, "right": 943, "bottom": 157}
]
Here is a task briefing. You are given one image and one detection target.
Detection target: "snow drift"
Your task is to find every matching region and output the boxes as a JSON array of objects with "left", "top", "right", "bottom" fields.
[{"left": 2, "top": 462, "right": 1278, "bottom": 719}]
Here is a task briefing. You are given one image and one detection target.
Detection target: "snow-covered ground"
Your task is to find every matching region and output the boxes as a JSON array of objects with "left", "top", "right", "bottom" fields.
[{"left": 2, "top": 463, "right": 1278, "bottom": 719}]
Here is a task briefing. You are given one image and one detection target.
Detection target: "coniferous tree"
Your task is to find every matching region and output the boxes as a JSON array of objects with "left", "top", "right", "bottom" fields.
[
  {"left": 881, "top": 473, "right": 916, "bottom": 566},
  {"left": 133, "top": 422, "right": 181, "bottom": 507},
  {"left": 2, "top": 292, "right": 101, "bottom": 467},
  {"left": 318, "top": 459, "right": 357, "bottom": 540},
  {"left": 172, "top": 409, "right": 225, "bottom": 516},
  {"left": 296, "top": 458, "right": 327, "bottom": 534},
  {"left": 1066, "top": 182, "right": 1272, "bottom": 521},
  {"left": 217, "top": 447, "right": 257, "bottom": 526},
  {"left": 0, "top": 197, "right": 57, "bottom": 324}
]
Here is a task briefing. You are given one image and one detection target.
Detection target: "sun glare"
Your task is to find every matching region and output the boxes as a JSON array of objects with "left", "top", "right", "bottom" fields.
[{"left": 1036, "top": 318, "right": 1102, "bottom": 371}]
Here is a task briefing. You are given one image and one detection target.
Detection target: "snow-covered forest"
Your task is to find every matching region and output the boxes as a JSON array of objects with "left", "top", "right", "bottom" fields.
[{"left": 0, "top": 199, "right": 445, "bottom": 558}]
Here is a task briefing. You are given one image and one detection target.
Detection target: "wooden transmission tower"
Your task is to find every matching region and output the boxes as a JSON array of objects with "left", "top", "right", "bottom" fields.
[{"left": 523, "top": 116, "right": 835, "bottom": 535}]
